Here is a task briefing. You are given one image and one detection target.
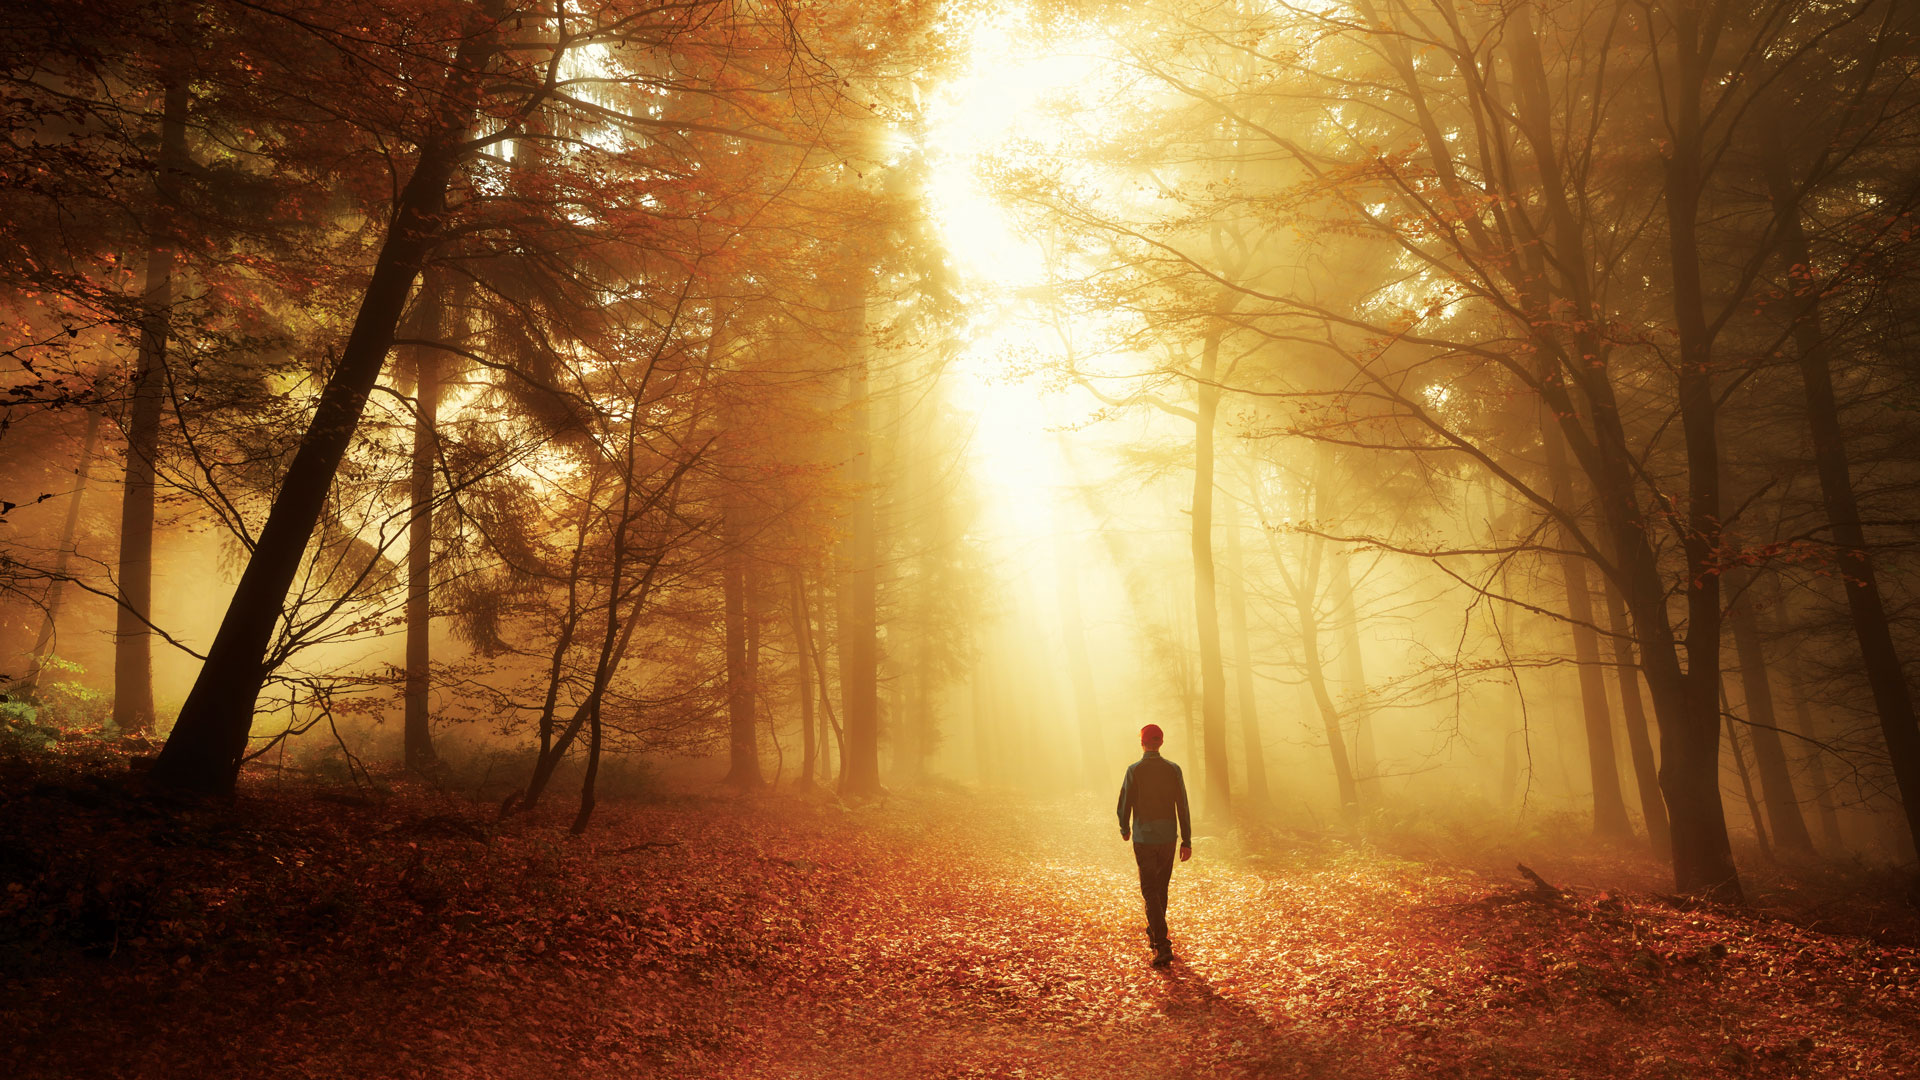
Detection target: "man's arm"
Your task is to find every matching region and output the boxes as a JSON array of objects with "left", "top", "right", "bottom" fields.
[
  {"left": 1175, "top": 764, "right": 1193, "bottom": 851},
  {"left": 1116, "top": 765, "right": 1134, "bottom": 840}
]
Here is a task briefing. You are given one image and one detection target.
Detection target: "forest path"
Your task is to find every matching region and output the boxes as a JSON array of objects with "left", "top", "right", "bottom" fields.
[
  {"left": 9, "top": 780, "right": 1920, "bottom": 1079},
  {"left": 711, "top": 793, "right": 1395, "bottom": 1079}
]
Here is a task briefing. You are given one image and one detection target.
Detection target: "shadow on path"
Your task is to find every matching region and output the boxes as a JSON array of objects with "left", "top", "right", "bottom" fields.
[{"left": 1137, "top": 959, "right": 1367, "bottom": 1080}]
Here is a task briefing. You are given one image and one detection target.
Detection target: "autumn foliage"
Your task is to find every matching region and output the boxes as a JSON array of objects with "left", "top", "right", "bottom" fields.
[
  {"left": 6, "top": 752, "right": 1919, "bottom": 1079},
  {"left": 7, "top": 0, "right": 1920, "bottom": 1075}
]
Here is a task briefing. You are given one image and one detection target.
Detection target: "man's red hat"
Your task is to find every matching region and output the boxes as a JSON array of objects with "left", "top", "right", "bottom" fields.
[{"left": 1139, "top": 724, "right": 1164, "bottom": 748}]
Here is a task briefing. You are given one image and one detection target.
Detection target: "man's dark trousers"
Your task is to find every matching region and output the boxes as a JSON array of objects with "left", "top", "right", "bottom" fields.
[{"left": 1133, "top": 841, "right": 1177, "bottom": 951}]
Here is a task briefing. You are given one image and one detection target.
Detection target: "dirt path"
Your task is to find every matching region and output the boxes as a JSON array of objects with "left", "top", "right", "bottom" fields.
[
  {"left": 718, "top": 798, "right": 1373, "bottom": 1079},
  {"left": 7, "top": 783, "right": 1919, "bottom": 1078}
]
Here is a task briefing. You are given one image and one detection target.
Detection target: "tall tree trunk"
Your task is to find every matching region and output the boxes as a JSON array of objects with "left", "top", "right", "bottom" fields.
[
  {"left": 402, "top": 296, "right": 442, "bottom": 774},
  {"left": 1509, "top": 13, "right": 1629, "bottom": 838},
  {"left": 114, "top": 74, "right": 188, "bottom": 735},
  {"left": 1590, "top": 11, "right": 1740, "bottom": 900},
  {"left": 722, "top": 496, "right": 762, "bottom": 788},
  {"left": 1763, "top": 141, "right": 1920, "bottom": 861},
  {"left": 1601, "top": 577, "right": 1672, "bottom": 858},
  {"left": 1501, "top": 3, "right": 1735, "bottom": 897},
  {"left": 1728, "top": 579, "right": 1814, "bottom": 852},
  {"left": 25, "top": 413, "right": 101, "bottom": 696},
  {"left": 1190, "top": 320, "right": 1230, "bottom": 819},
  {"left": 823, "top": 676, "right": 841, "bottom": 785},
  {"left": 1554, "top": 359, "right": 1733, "bottom": 898},
  {"left": 1785, "top": 679, "right": 1843, "bottom": 849},
  {"left": 789, "top": 568, "right": 816, "bottom": 788},
  {"left": 1484, "top": 483, "right": 1528, "bottom": 814},
  {"left": 1299, "top": 598, "right": 1360, "bottom": 812},
  {"left": 1329, "top": 547, "right": 1378, "bottom": 802},
  {"left": 1758, "top": 575, "right": 1841, "bottom": 846},
  {"left": 148, "top": 18, "right": 500, "bottom": 794},
  {"left": 802, "top": 570, "right": 844, "bottom": 786},
  {"left": 569, "top": 696, "right": 603, "bottom": 835},
  {"left": 1657, "top": 230, "right": 1739, "bottom": 892},
  {"left": 746, "top": 564, "right": 764, "bottom": 768},
  {"left": 1220, "top": 492, "right": 1270, "bottom": 807},
  {"left": 1249, "top": 462, "right": 1356, "bottom": 809},
  {"left": 1723, "top": 680, "right": 1773, "bottom": 862},
  {"left": 836, "top": 288, "right": 881, "bottom": 797},
  {"left": 1539, "top": 410, "right": 1632, "bottom": 839}
]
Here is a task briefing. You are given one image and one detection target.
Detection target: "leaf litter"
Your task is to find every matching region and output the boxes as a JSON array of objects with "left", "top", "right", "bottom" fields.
[{"left": 4, "top": 771, "right": 1917, "bottom": 1079}]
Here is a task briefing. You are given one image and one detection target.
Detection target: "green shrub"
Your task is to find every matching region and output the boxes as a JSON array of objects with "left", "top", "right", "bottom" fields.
[
  {"left": 2, "top": 658, "right": 114, "bottom": 754},
  {"left": 0, "top": 697, "right": 57, "bottom": 754}
]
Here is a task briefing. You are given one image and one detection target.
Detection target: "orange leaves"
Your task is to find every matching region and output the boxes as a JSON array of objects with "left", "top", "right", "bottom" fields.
[{"left": 10, "top": 774, "right": 1920, "bottom": 1078}]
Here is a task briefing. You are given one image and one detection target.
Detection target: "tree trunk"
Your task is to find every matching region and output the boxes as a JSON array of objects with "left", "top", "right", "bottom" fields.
[
  {"left": 25, "top": 412, "right": 101, "bottom": 696},
  {"left": 1557, "top": 356, "right": 1734, "bottom": 897},
  {"left": 1329, "top": 547, "right": 1378, "bottom": 802},
  {"left": 403, "top": 296, "right": 442, "bottom": 774},
  {"left": 1539, "top": 409, "right": 1632, "bottom": 839},
  {"left": 1727, "top": 579, "right": 1814, "bottom": 852},
  {"left": 1563, "top": 564, "right": 1631, "bottom": 840},
  {"left": 1249, "top": 461, "right": 1356, "bottom": 810},
  {"left": 789, "top": 568, "right": 816, "bottom": 788},
  {"left": 1190, "top": 321, "right": 1231, "bottom": 819},
  {"left": 114, "top": 74, "right": 188, "bottom": 736},
  {"left": 802, "top": 570, "right": 844, "bottom": 786},
  {"left": 1723, "top": 680, "right": 1773, "bottom": 862},
  {"left": 1785, "top": 679, "right": 1843, "bottom": 849},
  {"left": 148, "top": 22, "right": 499, "bottom": 793},
  {"left": 722, "top": 496, "right": 762, "bottom": 788},
  {"left": 520, "top": 423, "right": 690, "bottom": 815},
  {"left": 1220, "top": 492, "right": 1271, "bottom": 807},
  {"left": 1763, "top": 141, "right": 1920, "bottom": 861},
  {"left": 746, "top": 563, "right": 763, "bottom": 768},
  {"left": 1483, "top": 484, "right": 1528, "bottom": 814},
  {"left": 1300, "top": 601, "right": 1360, "bottom": 812},
  {"left": 1502, "top": 3, "right": 1735, "bottom": 897},
  {"left": 569, "top": 695, "right": 603, "bottom": 835},
  {"left": 1575, "top": 12, "right": 1739, "bottom": 900},
  {"left": 1601, "top": 577, "right": 1671, "bottom": 858},
  {"left": 835, "top": 281, "right": 881, "bottom": 796},
  {"left": 514, "top": 469, "right": 600, "bottom": 815}
]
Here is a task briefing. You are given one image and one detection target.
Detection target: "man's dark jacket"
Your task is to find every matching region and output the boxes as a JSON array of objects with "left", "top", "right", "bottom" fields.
[{"left": 1116, "top": 750, "right": 1192, "bottom": 847}]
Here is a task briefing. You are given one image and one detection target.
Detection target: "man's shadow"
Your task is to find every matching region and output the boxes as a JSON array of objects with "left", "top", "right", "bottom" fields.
[{"left": 1140, "top": 959, "right": 1365, "bottom": 1079}]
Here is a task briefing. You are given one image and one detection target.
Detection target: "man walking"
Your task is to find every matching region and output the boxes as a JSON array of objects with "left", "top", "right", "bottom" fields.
[{"left": 1116, "top": 724, "right": 1192, "bottom": 966}]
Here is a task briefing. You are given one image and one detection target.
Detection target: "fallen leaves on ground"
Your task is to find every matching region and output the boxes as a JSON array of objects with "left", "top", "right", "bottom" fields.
[{"left": 4, "top": 766, "right": 1918, "bottom": 1079}]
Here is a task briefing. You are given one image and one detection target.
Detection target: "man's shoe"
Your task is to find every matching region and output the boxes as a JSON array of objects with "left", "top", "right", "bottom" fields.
[{"left": 1151, "top": 948, "right": 1173, "bottom": 967}]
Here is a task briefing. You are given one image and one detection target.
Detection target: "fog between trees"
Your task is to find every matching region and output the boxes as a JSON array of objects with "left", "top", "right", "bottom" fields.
[{"left": 5, "top": 0, "right": 1920, "bottom": 900}]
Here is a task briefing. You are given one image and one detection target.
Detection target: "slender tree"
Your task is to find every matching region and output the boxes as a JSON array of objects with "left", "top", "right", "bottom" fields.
[
  {"left": 22, "top": 413, "right": 101, "bottom": 696},
  {"left": 113, "top": 69, "right": 188, "bottom": 735},
  {"left": 1220, "top": 489, "right": 1271, "bottom": 808}
]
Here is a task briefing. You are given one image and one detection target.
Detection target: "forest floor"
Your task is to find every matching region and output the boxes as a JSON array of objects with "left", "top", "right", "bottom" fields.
[{"left": 6, "top": 753, "right": 1920, "bottom": 1079}]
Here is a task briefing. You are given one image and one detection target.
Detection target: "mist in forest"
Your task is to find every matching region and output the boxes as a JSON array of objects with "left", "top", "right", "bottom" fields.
[{"left": 6, "top": 0, "right": 1920, "bottom": 901}]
